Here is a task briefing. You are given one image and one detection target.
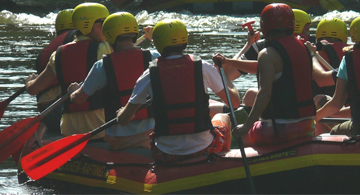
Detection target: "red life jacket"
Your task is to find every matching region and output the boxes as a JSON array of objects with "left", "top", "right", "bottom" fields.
[
  {"left": 149, "top": 54, "right": 213, "bottom": 136},
  {"left": 261, "top": 35, "right": 316, "bottom": 120},
  {"left": 317, "top": 40, "right": 347, "bottom": 69},
  {"left": 35, "top": 29, "right": 77, "bottom": 99},
  {"left": 55, "top": 40, "right": 103, "bottom": 113},
  {"left": 344, "top": 48, "right": 360, "bottom": 128},
  {"left": 103, "top": 49, "right": 153, "bottom": 122}
]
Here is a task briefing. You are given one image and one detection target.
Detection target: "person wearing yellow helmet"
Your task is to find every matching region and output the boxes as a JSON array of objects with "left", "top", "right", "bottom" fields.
[
  {"left": 293, "top": 9, "right": 316, "bottom": 43},
  {"left": 316, "top": 16, "right": 360, "bottom": 136},
  {"left": 315, "top": 18, "right": 348, "bottom": 69},
  {"left": 311, "top": 18, "right": 350, "bottom": 134},
  {"left": 69, "top": 12, "right": 157, "bottom": 150},
  {"left": 33, "top": 9, "right": 77, "bottom": 134},
  {"left": 25, "top": 2, "right": 112, "bottom": 139},
  {"left": 117, "top": 19, "right": 240, "bottom": 163}
]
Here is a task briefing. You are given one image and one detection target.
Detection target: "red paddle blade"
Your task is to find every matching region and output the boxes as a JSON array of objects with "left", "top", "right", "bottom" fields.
[
  {"left": 21, "top": 134, "right": 89, "bottom": 180},
  {"left": 0, "top": 101, "right": 9, "bottom": 119},
  {"left": 0, "top": 117, "right": 39, "bottom": 163}
]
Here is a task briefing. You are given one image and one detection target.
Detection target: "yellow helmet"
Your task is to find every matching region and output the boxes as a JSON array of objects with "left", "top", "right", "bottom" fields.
[
  {"left": 102, "top": 12, "right": 139, "bottom": 44},
  {"left": 293, "top": 9, "right": 311, "bottom": 34},
  {"left": 72, "top": 3, "right": 109, "bottom": 35},
  {"left": 55, "top": 9, "right": 74, "bottom": 33},
  {"left": 350, "top": 17, "right": 360, "bottom": 43},
  {"left": 316, "top": 18, "right": 348, "bottom": 43},
  {"left": 152, "top": 19, "right": 188, "bottom": 54}
]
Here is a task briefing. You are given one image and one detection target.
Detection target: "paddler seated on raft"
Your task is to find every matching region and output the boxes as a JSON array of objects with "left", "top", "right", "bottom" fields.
[
  {"left": 310, "top": 18, "right": 351, "bottom": 134},
  {"left": 312, "top": 18, "right": 349, "bottom": 98},
  {"left": 116, "top": 19, "right": 240, "bottom": 163},
  {"left": 315, "top": 16, "right": 360, "bottom": 136},
  {"left": 230, "top": 3, "right": 323, "bottom": 146},
  {"left": 216, "top": 8, "right": 316, "bottom": 107},
  {"left": 32, "top": 9, "right": 76, "bottom": 137},
  {"left": 25, "top": 2, "right": 112, "bottom": 140},
  {"left": 68, "top": 12, "right": 156, "bottom": 150}
]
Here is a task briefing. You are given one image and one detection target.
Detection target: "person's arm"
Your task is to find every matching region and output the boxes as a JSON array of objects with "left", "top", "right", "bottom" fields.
[
  {"left": 312, "top": 56, "right": 335, "bottom": 87},
  {"left": 215, "top": 71, "right": 241, "bottom": 108},
  {"left": 69, "top": 84, "right": 88, "bottom": 105},
  {"left": 224, "top": 59, "right": 258, "bottom": 74},
  {"left": 332, "top": 106, "right": 351, "bottom": 118},
  {"left": 305, "top": 41, "right": 335, "bottom": 87},
  {"left": 25, "top": 61, "right": 56, "bottom": 95},
  {"left": 213, "top": 53, "right": 258, "bottom": 81},
  {"left": 233, "top": 31, "right": 260, "bottom": 60},
  {"left": 117, "top": 102, "right": 142, "bottom": 126},
  {"left": 232, "top": 48, "right": 276, "bottom": 139},
  {"left": 69, "top": 60, "right": 107, "bottom": 105},
  {"left": 315, "top": 78, "right": 348, "bottom": 122}
]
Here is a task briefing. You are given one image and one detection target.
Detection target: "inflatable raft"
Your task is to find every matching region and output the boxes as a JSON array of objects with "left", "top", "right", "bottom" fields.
[{"left": 17, "top": 130, "right": 360, "bottom": 194}]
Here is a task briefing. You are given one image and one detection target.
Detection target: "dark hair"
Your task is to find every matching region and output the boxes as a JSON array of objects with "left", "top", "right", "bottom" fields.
[{"left": 161, "top": 44, "right": 187, "bottom": 57}]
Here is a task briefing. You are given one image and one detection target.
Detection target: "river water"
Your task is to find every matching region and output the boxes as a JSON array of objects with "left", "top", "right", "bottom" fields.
[{"left": 0, "top": 8, "right": 359, "bottom": 194}]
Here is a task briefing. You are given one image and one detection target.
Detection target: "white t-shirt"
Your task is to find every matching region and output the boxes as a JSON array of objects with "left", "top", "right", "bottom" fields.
[{"left": 129, "top": 55, "right": 224, "bottom": 155}]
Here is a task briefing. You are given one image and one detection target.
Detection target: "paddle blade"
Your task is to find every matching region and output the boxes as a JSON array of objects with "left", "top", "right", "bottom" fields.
[
  {"left": 0, "top": 101, "right": 9, "bottom": 119},
  {"left": 21, "top": 134, "right": 89, "bottom": 180},
  {"left": 0, "top": 117, "right": 39, "bottom": 164}
]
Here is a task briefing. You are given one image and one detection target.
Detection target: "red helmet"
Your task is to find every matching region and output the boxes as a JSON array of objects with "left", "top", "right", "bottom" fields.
[{"left": 260, "top": 3, "right": 294, "bottom": 37}]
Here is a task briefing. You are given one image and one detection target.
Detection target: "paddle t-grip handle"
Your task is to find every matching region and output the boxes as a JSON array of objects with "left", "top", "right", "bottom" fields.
[{"left": 242, "top": 21, "right": 255, "bottom": 35}]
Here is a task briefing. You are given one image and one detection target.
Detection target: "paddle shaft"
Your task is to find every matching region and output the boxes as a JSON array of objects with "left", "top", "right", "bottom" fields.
[
  {"left": 319, "top": 117, "right": 350, "bottom": 123},
  {"left": 214, "top": 59, "right": 256, "bottom": 194},
  {"left": 134, "top": 34, "right": 146, "bottom": 47},
  {"left": 315, "top": 53, "right": 334, "bottom": 71},
  {"left": 4, "top": 86, "right": 26, "bottom": 104}
]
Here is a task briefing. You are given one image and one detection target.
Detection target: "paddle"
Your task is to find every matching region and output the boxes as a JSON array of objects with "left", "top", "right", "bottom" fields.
[
  {"left": 0, "top": 86, "right": 26, "bottom": 119},
  {"left": 242, "top": 21, "right": 255, "bottom": 35},
  {"left": 0, "top": 87, "right": 73, "bottom": 164},
  {"left": 134, "top": 34, "right": 146, "bottom": 46},
  {"left": 21, "top": 100, "right": 152, "bottom": 180},
  {"left": 315, "top": 53, "right": 334, "bottom": 71},
  {"left": 213, "top": 58, "right": 256, "bottom": 194},
  {"left": 319, "top": 117, "right": 350, "bottom": 123}
]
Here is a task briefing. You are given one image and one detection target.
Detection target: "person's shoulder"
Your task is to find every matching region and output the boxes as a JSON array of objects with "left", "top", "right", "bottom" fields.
[{"left": 254, "top": 39, "right": 267, "bottom": 47}]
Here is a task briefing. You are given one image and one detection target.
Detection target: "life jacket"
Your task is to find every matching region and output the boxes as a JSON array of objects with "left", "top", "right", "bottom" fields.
[
  {"left": 317, "top": 40, "right": 347, "bottom": 69},
  {"left": 55, "top": 39, "right": 103, "bottom": 113},
  {"left": 311, "top": 41, "right": 347, "bottom": 97},
  {"left": 35, "top": 29, "right": 77, "bottom": 99},
  {"left": 149, "top": 54, "right": 213, "bottom": 136},
  {"left": 261, "top": 35, "right": 316, "bottom": 120},
  {"left": 103, "top": 49, "right": 153, "bottom": 122},
  {"left": 344, "top": 48, "right": 360, "bottom": 128}
]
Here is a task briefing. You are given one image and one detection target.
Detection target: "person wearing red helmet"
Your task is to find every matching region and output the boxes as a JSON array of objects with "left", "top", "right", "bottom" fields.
[{"left": 231, "top": 3, "right": 324, "bottom": 146}]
